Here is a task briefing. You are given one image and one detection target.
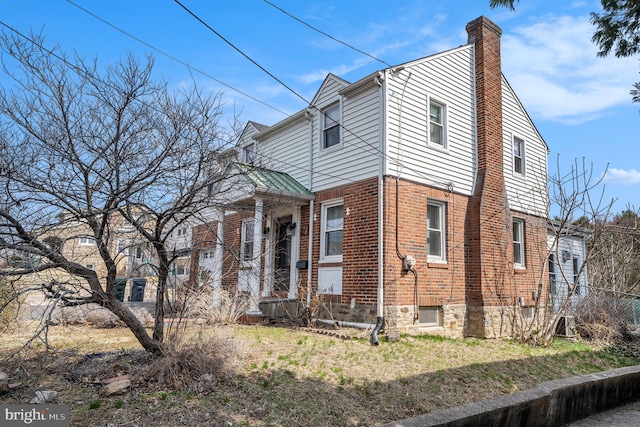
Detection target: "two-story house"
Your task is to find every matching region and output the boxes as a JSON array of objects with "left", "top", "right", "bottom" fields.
[{"left": 193, "top": 16, "right": 553, "bottom": 338}]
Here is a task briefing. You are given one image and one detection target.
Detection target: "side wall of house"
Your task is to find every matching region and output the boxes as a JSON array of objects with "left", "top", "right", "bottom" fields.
[
  {"left": 384, "top": 45, "right": 476, "bottom": 195},
  {"left": 383, "top": 176, "right": 470, "bottom": 337},
  {"left": 502, "top": 78, "right": 548, "bottom": 216}
]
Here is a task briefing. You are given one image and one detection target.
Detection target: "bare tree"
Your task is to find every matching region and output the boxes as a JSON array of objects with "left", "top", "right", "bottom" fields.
[
  {"left": 516, "top": 157, "right": 615, "bottom": 345},
  {"left": 0, "top": 30, "right": 238, "bottom": 355}
]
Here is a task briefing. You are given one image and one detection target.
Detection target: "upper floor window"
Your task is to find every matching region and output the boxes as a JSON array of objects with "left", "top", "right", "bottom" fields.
[
  {"left": 79, "top": 236, "right": 96, "bottom": 246},
  {"left": 322, "top": 104, "right": 341, "bottom": 150},
  {"left": 513, "top": 136, "right": 525, "bottom": 175},
  {"left": 513, "top": 219, "right": 525, "bottom": 268},
  {"left": 243, "top": 143, "right": 256, "bottom": 163},
  {"left": 241, "top": 219, "right": 255, "bottom": 261},
  {"left": 428, "top": 99, "right": 446, "bottom": 148},
  {"left": 320, "top": 200, "right": 343, "bottom": 262},
  {"left": 427, "top": 200, "right": 446, "bottom": 262}
]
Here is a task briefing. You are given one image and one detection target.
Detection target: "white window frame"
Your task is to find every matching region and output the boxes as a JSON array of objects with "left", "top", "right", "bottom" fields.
[
  {"left": 427, "top": 97, "right": 447, "bottom": 149},
  {"left": 243, "top": 142, "right": 256, "bottom": 163},
  {"left": 173, "top": 258, "right": 189, "bottom": 276},
  {"left": 427, "top": 200, "right": 447, "bottom": 263},
  {"left": 572, "top": 256, "right": 581, "bottom": 294},
  {"left": 240, "top": 219, "right": 255, "bottom": 262},
  {"left": 321, "top": 103, "right": 342, "bottom": 151},
  {"left": 320, "top": 199, "right": 344, "bottom": 263},
  {"left": 513, "top": 135, "right": 525, "bottom": 176},
  {"left": 513, "top": 218, "right": 525, "bottom": 268},
  {"left": 116, "top": 239, "right": 130, "bottom": 256},
  {"left": 78, "top": 236, "right": 96, "bottom": 246}
]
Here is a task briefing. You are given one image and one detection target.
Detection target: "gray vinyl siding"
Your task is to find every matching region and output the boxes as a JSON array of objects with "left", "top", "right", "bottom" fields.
[
  {"left": 385, "top": 45, "right": 476, "bottom": 194},
  {"left": 502, "top": 77, "right": 548, "bottom": 216},
  {"left": 256, "top": 119, "right": 311, "bottom": 189},
  {"left": 310, "top": 77, "right": 381, "bottom": 192}
]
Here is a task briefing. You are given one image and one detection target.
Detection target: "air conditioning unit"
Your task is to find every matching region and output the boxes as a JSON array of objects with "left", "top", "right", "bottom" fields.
[{"left": 556, "top": 315, "right": 575, "bottom": 337}]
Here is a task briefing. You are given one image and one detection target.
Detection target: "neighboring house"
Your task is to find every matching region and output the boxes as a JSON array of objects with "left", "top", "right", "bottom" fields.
[
  {"left": 547, "top": 223, "right": 590, "bottom": 313},
  {"left": 194, "top": 16, "right": 555, "bottom": 338},
  {"left": 22, "top": 210, "right": 157, "bottom": 303}
]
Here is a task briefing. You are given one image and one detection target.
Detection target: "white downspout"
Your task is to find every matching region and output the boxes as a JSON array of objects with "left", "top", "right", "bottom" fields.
[
  {"left": 305, "top": 109, "right": 314, "bottom": 308},
  {"left": 376, "top": 71, "right": 386, "bottom": 320}
]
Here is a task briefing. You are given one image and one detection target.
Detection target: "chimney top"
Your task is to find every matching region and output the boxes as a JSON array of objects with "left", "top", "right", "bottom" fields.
[{"left": 466, "top": 16, "right": 502, "bottom": 44}]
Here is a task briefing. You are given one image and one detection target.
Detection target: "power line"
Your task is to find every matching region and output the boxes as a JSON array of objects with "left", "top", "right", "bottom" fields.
[
  {"left": 172, "top": 1, "right": 451, "bottom": 188},
  {"left": 263, "top": 0, "right": 392, "bottom": 68},
  {"left": 66, "top": 0, "right": 289, "bottom": 117},
  {"left": 174, "top": 0, "right": 311, "bottom": 107}
]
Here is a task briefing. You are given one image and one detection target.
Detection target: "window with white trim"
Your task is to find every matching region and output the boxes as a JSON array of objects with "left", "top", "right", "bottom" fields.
[
  {"left": 513, "top": 136, "right": 525, "bottom": 175},
  {"left": 243, "top": 143, "right": 256, "bottom": 163},
  {"left": 320, "top": 200, "right": 343, "bottom": 262},
  {"left": 428, "top": 99, "right": 446, "bottom": 148},
  {"left": 117, "top": 239, "right": 129, "bottom": 256},
  {"left": 549, "top": 253, "right": 557, "bottom": 295},
  {"left": 427, "top": 201, "right": 446, "bottom": 262},
  {"left": 573, "top": 256, "right": 581, "bottom": 295},
  {"left": 173, "top": 258, "right": 189, "bottom": 276},
  {"left": 513, "top": 219, "right": 525, "bottom": 268},
  {"left": 241, "top": 219, "right": 255, "bottom": 261},
  {"left": 322, "top": 103, "right": 341, "bottom": 150},
  {"left": 79, "top": 236, "right": 96, "bottom": 246}
]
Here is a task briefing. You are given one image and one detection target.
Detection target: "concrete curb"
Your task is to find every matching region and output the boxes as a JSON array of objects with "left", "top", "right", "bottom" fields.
[{"left": 381, "top": 365, "right": 640, "bottom": 427}]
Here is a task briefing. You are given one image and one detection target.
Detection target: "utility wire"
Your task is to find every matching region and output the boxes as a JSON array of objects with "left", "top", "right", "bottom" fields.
[
  {"left": 174, "top": 0, "right": 311, "bottom": 106},
  {"left": 172, "top": 1, "right": 452, "bottom": 189},
  {"left": 66, "top": 0, "right": 288, "bottom": 117},
  {"left": 263, "top": 0, "right": 392, "bottom": 68}
]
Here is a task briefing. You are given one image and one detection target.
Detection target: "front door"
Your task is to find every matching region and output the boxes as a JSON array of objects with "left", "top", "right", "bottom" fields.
[{"left": 274, "top": 215, "right": 292, "bottom": 294}]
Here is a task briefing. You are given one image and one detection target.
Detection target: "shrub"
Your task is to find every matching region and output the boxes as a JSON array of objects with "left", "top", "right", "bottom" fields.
[{"left": 138, "top": 326, "right": 244, "bottom": 388}]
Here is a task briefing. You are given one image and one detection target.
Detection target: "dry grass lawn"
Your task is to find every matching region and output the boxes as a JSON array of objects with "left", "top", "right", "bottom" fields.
[{"left": 1, "top": 322, "right": 639, "bottom": 426}]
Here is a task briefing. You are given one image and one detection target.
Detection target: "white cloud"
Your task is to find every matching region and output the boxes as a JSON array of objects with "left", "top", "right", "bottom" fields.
[
  {"left": 501, "top": 15, "right": 638, "bottom": 124},
  {"left": 603, "top": 168, "right": 640, "bottom": 185}
]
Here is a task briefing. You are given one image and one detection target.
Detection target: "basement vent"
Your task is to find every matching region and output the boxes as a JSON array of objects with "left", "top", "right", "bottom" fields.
[{"left": 418, "top": 307, "right": 439, "bottom": 326}]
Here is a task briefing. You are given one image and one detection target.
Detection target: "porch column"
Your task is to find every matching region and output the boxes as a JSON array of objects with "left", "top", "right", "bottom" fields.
[
  {"left": 212, "top": 208, "right": 224, "bottom": 306},
  {"left": 247, "top": 197, "right": 263, "bottom": 315}
]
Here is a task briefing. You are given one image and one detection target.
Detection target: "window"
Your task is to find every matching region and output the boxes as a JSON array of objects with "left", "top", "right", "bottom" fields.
[
  {"left": 241, "top": 219, "right": 255, "bottom": 261},
  {"left": 513, "top": 136, "right": 525, "bottom": 175},
  {"left": 176, "top": 227, "right": 187, "bottom": 237},
  {"left": 86, "top": 263, "right": 95, "bottom": 270},
  {"left": 428, "top": 99, "right": 446, "bottom": 147},
  {"left": 173, "top": 259, "right": 188, "bottom": 276},
  {"left": 321, "top": 201, "right": 343, "bottom": 261},
  {"left": 135, "top": 247, "right": 143, "bottom": 260},
  {"left": 322, "top": 104, "right": 341, "bottom": 149},
  {"left": 572, "top": 256, "right": 581, "bottom": 294},
  {"left": 513, "top": 219, "right": 525, "bottom": 268},
  {"left": 79, "top": 236, "right": 96, "bottom": 246},
  {"left": 117, "top": 240, "right": 129, "bottom": 255},
  {"left": 419, "top": 307, "right": 440, "bottom": 326},
  {"left": 243, "top": 143, "right": 256, "bottom": 163},
  {"left": 549, "top": 254, "right": 557, "bottom": 295},
  {"left": 427, "top": 201, "right": 446, "bottom": 262}
]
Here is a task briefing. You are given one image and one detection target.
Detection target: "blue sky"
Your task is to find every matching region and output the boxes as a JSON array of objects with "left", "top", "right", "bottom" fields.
[{"left": 1, "top": 0, "right": 639, "bottom": 214}]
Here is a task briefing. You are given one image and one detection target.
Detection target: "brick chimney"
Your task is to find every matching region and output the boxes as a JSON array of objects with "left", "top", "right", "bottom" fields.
[{"left": 465, "top": 17, "right": 513, "bottom": 336}]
